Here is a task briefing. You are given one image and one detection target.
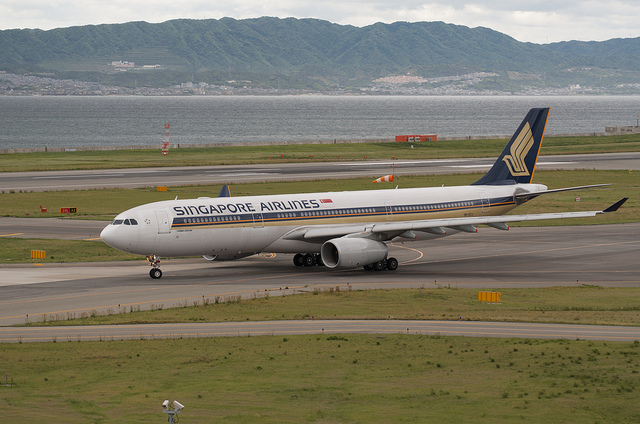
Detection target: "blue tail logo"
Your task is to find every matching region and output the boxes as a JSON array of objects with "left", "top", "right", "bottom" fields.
[{"left": 473, "top": 107, "right": 549, "bottom": 186}]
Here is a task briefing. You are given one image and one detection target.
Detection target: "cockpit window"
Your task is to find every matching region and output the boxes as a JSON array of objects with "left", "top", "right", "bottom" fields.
[{"left": 112, "top": 218, "right": 138, "bottom": 225}]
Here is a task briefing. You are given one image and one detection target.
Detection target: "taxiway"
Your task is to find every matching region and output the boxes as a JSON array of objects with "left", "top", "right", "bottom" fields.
[
  {"left": 2, "top": 152, "right": 639, "bottom": 192},
  {"left": 2, "top": 320, "right": 639, "bottom": 343},
  {"left": 1, "top": 224, "right": 638, "bottom": 331}
]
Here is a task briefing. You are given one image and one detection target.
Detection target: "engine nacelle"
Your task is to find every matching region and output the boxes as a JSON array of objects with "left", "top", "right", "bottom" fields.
[{"left": 321, "top": 237, "right": 388, "bottom": 269}]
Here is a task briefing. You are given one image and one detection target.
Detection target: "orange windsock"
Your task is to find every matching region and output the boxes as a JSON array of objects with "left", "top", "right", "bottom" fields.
[{"left": 373, "top": 175, "right": 394, "bottom": 183}]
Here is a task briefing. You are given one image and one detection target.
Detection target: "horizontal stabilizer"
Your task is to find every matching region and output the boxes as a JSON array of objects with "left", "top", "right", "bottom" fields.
[{"left": 514, "top": 184, "right": 611, "bottom": 201}]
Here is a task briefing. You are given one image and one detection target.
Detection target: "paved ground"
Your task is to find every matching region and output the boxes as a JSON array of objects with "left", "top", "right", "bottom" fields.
[
  {"left": 0, "top": 217, "right": 106, "bottom": 240},
  {"left": 2, "top": 152, "right": 639, "bottom": 192},
  {"left": 2, "top": 320, "right": 639, "bottom": 343},
  {"left": 1, "top": 223, "right": 638, "bottom": 341}
]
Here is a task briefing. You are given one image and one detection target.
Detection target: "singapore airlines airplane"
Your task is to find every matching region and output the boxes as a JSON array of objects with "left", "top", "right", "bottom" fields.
[{"left": 100, "top": 108, "right": 627, "bottom": 279}]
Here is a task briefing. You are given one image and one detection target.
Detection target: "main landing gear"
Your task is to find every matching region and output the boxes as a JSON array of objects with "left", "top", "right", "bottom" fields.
[
  {"left": 293, "top": 253, "right": 324, "bottom": 267},
  {"left": 363, "top": 257, "right": 398, "bottom": 271},
  {"left": 292, "top": 253, "right": 398, "bottom": 271},
  {"left": 147, "top": 254, "right": 162, "bottom": 279}
]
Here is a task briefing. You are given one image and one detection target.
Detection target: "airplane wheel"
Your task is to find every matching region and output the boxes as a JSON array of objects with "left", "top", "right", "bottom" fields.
[
  {"left": 363, "top": 264, "right": 373, "bottom": 271},
  {"left": 386, "top": 257, "right": 398, "bottom": 271},
  {"left": 149, "top": 268, "right": 162, "bottom": 279},
  {"left": 303, "top": 253, "right": 316, "bottom": 267},
  {"left": 373, "top": 261, "right": 385, "bottom": 271},
  {"left": 315, "top": 254, "right": 324, "bottom": 267},
  {"left": 293, "top": 253, "right": 304, "bottom": 267}
]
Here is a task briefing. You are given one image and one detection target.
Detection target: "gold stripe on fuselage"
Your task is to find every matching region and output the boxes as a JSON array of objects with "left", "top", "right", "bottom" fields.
[{"left": 171, "top": 202, "right": 518, "bottom": 231}]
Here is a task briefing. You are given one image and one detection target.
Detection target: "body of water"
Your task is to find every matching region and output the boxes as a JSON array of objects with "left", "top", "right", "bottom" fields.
[{"left": 1, "top": 95, "right": 639, "bottom": 149}]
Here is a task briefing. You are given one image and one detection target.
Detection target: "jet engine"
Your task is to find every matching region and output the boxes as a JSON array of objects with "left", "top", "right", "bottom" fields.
[{"left": 321, "top": 237, "right": 388, "bottom": 269}]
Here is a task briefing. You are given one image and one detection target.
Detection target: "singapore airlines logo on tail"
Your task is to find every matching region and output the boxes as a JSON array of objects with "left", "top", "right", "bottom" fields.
[{"left": 503, "top": 122, "right": 534, "bottom": 176}]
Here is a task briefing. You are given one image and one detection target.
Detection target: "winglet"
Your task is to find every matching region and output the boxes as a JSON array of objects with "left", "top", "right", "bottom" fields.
[{"left": 602, "top": 198, "right": 628, "bottom": 213}]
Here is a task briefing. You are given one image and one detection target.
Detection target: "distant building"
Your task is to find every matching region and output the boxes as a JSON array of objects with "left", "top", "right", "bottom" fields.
[
  {"left": 605, "top": 125, "right": 640, "bottom": 135},
  {"left": 110, "top": 61, "right": 135, "bottom": 69}
]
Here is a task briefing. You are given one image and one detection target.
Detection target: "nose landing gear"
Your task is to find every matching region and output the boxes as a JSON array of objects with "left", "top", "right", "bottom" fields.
[{"left": 147, "top": 255, "right": 163, "bottom": 279}]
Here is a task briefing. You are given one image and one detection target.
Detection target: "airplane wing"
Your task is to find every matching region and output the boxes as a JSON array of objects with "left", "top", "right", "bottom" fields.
[{"left": 284, "top": 198, "right": 628, "bottom": 242}]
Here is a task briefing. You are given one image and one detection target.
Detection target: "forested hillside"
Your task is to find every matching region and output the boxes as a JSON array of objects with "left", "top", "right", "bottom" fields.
[{"left": 1, "top": 17, "right": 639, "bottom": 93}]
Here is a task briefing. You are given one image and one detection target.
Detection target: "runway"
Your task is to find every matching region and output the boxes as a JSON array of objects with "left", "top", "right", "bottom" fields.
[
  {"left": 2, "top": 152, "right": 639, "bottom": 192},
  {"left": 2, "top": 320, "right": 639, "bottom": 343},
  {"left": 0, "top": 217, "right": 105, "bottom": 240}
]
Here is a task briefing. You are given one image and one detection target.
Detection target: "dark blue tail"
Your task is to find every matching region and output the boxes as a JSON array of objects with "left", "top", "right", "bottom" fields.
[{"left": 472, "top": 108, "right": 549, "bottom": 186}]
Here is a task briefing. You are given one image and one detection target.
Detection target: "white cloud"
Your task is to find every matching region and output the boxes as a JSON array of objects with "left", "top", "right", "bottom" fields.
[{"left": 0, "top": 0, "right": 639, "bottom": 43}]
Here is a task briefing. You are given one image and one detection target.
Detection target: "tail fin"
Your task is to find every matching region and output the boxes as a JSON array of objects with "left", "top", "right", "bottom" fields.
[{"left": 472, "top": 107, "right": 549, "bottom": 186}]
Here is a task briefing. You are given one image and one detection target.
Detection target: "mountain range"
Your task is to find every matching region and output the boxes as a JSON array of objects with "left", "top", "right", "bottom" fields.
[{"left": 1, "top": 17, "right": 640, "bottom": 93}]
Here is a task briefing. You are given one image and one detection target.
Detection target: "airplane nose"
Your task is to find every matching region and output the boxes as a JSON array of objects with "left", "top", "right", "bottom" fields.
[{"left": 100, "top": 224, "right": 117, "bottom": 247}]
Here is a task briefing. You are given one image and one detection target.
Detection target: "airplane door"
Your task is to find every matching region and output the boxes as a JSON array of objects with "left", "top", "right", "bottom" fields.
[
  {"left": 252, "top": 213, "right": 264, "bottom": 228},
  {"left": 155, "top": 210, "right": 171, "bottom": 234},
  {"left": 479, "top": 192, "right": 490, "bottom": 213},
  {"left": 384, "top": 202, "right": 393, "bottom": 220}
]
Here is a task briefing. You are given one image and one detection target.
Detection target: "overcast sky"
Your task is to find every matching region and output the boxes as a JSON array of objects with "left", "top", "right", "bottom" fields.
[{"left": 1, "top": 0, "right": 639, "bottom": 44}]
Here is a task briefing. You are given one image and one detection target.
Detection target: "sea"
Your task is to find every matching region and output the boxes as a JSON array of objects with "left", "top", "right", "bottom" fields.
[{"left": 1, "top": 95, "right": 640, "bottom": 150}]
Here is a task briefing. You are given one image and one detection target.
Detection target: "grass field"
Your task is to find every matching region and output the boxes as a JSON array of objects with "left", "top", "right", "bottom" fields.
[
  {"left": 27, "top": 286, "right": 640, "bottom": 327},
  {"left": 2, "top": 133, "right": 640, "bottom": 172},
  {"left": 1, "top": 333, "right": 638, "bottom": 423},
  {"left": 4, "top": 286, "right": 640, "bottom": 423}
]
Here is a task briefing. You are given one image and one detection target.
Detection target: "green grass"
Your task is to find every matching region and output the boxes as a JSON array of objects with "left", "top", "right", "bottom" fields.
[
  {"left": 30, "top": 286, "right": 640, "bottom": 327},
  {"left": 0, "top": 238, "right": 139, "bottom": 263},
  {"left": 2, "top": 133, "right": 640, "bottom": 172},
  {"left": 2, "top": 332, "right": 639, "bottom": 423}
]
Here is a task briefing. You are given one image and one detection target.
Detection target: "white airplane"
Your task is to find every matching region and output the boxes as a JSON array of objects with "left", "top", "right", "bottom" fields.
[{"left": 100, "top": 108, "right": 627, "bottom": 279}]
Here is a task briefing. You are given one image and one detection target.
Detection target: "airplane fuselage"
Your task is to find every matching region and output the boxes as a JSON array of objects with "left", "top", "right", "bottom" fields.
[{"left": 100, "top": 182, "right": 546, "bottom": 258}]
